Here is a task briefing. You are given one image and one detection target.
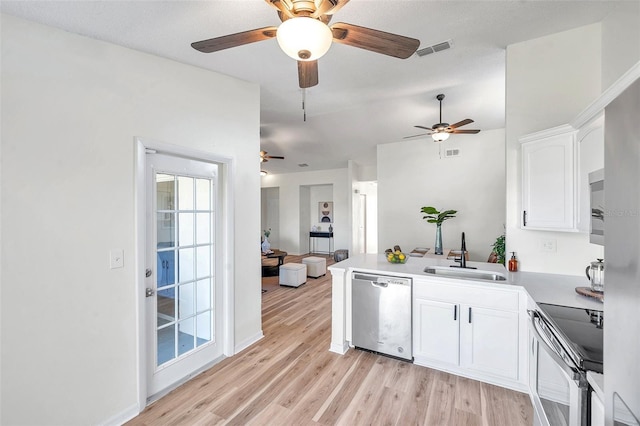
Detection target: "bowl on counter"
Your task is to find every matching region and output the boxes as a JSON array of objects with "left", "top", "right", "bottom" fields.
[{"left": 386, "top": 251, "right": 408, "bottom": 264}]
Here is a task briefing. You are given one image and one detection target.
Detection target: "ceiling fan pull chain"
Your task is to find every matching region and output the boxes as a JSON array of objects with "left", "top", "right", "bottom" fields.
[{"left": 302, "top": 88, "right": 307, "bottom": 122}]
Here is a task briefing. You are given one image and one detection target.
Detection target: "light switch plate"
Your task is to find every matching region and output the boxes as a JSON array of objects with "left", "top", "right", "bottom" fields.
[{"left": 110, "top": 249, "right": 124, "bottom": 269}]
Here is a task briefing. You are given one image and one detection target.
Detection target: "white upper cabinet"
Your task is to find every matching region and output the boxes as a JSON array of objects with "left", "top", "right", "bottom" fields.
[
  {"left": 521, "top": 125, "right": 578, "bottom": 231},
  {"left": 520, "top": 113, "right": 605, "bottom": 233}
]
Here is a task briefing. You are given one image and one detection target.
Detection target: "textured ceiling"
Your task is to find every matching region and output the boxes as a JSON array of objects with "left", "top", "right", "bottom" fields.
[{"left": 1, "top": 0, "right": 622, "bottom": 174}]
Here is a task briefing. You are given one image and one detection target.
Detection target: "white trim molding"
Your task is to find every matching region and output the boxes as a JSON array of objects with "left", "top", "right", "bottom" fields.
[
  {"left": 519, "top": 124, "right": 576, "bottom": 145},
  {"left": 98, "top": 403, "right": 140, "bottom": 426},
  {"left": 572, "top": 60, "right": 640, "bottom": 129},
  {"left": 234, "top": 331, "right": 264, "bottom": 354}
]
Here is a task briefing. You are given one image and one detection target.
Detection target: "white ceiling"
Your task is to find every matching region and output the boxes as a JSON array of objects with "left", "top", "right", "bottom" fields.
[{"left": 1, "top": 0, "right": 622, "bottom": 174}]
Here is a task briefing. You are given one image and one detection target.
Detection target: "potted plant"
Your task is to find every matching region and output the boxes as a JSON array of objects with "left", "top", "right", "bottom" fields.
[
  {"left": 490, "top": 234, "right": 506, "bottom": 265},
  {"left": 420, "top": 206, "right": 457, "bottom": 255}
]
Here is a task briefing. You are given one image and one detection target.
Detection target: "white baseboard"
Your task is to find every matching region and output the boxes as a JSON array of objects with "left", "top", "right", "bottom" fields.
[
  {"left": 329, "top": 342, "right": 349, "bottom": 355},
  {"left": 99, "top": 402, "right": 140, "bottom": 426},
  {"left": 235, "top": 331, "right": 264, "bottom": 354}
]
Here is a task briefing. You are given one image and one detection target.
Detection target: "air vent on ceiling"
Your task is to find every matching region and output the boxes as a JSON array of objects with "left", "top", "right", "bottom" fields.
[
  {"left": 416, "top": 39, "right": 453, "bottom": 57},
  {"left": 444, "top": 148, "right": 460, "bottom": 158}
]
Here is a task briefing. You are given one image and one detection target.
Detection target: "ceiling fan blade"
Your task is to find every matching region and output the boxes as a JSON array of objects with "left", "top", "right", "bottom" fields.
[
  {"left": 191, "top": 27, "right": 277, "bottom": 53},
  {"left": 448, "top": 118, "right": 474, "bottom": 129},
  {"left": 267, "top": 156, "right": 285, "bottom": 160},
  {"left": 264, "top": 0, "right": 293, "bottom": 18},
  {"left": 298, "top": 60, "right": 319, "bottom": 88},
  {"left": 414, "top": 125, "right": 434, "bottom": 131},
  {"left": 403, "top": 133, "right": 428, "bottom": 139},
  {"left": 312, "top": 0, "right": 350, "bottom": 18},
  {"left": 451, "top": 129, "right": 481, "bottom": 134},
  {"left": 331, "top": 22, "right": 419, "bottom": 59}
]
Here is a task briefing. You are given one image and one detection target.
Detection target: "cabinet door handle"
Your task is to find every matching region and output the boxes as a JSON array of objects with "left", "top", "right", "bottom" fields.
[
  {"left": 523, "top": 210, "right": 527, "bottom": 227},
  {"left": 468, "top": 307, "right": 472, "bottom": 323},
  {"left": 454, "top": 305, "right": 457, "bottom": 321}
]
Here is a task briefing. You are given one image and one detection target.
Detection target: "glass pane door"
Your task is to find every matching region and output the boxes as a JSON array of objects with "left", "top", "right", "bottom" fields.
[{"left": 155, "top": 173, "right": 215, "bottom": 367}]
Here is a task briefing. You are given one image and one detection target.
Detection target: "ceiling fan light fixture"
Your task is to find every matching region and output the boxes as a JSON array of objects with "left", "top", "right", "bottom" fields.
[
  {"left": 276, "top": 17, "right": 333, "bottom": 61},
  {"left": 260, "top": 170, "right": 268, "bottom": 176},
  {"left": 432, "top": 131, "right": 450, "bottom": 142}
]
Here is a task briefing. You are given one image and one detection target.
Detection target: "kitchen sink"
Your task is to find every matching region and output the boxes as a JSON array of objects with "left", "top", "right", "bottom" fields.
[{"left": 422, "top": 266, "right": 507, "bottom": 281}]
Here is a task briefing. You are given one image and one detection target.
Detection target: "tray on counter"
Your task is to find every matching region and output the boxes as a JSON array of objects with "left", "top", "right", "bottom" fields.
[{"left": 575, "top": 286, "right": 604, "bottom": 302}]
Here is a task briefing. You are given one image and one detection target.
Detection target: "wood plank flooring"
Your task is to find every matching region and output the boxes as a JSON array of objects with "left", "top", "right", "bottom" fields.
[{"left": 128, "top": 253, "right": 533, "bottom": 426}]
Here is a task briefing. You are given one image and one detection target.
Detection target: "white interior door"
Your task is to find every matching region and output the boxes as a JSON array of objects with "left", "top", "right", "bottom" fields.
[
  {"left": 145, "top": 152, "right": 223, "bottom": 398},
  {"left": 358, "top": 194, "right": 367, "bottom": 254}
]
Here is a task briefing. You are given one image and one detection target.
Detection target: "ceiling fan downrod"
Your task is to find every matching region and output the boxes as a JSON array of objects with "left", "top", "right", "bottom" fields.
[{"left": 437, "top": 93, "right": 445, "bottom": 125}]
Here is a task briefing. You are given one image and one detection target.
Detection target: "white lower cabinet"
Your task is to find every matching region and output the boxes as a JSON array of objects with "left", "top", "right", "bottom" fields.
[
  {"left": 413, "top": 278, "right": 523, "bottom": 389},
  {"left": 414, "top": 299, "right": 460, "bottom": 365},
  {"left": 460, "top": 306, "right": 519, "bottom": 379}
]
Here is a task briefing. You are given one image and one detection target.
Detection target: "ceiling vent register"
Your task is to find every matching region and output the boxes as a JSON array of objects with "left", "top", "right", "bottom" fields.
[{"left": 416, "top": 40, "right": 453, "bottom": 57}]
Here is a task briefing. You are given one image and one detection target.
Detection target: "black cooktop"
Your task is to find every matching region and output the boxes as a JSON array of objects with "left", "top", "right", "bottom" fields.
[{"left": 538, "top": 303, "right": 604, "bottom": 373}]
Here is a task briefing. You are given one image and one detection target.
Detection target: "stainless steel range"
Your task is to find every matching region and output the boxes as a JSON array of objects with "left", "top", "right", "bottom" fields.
[{"left": 528, "top": 303, "right": 603, "bottom": 426}]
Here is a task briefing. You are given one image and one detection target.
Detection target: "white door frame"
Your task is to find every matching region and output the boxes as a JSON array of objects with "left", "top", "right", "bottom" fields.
[{"left": 134, "top": 137, "right": 235, "bottom": 411}]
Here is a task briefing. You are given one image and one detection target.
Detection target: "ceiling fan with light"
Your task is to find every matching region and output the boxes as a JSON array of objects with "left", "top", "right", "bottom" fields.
[
  {"left": 260, "top": 150, "right": 285, "bottom": 162},
  {"left": 191, "top": 0, "right": 420, "bottom": 88},
  {"left": 406, "top": 94, "right": 481, "bottom": 142}
]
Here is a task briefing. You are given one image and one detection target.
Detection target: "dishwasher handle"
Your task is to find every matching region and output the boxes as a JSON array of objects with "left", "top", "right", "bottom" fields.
[
  {"left": 353, "top": 274, "right": 389, "bottom": 288},
  {"left": 353, "top": 273, "right": 383, "bottom": 281}
]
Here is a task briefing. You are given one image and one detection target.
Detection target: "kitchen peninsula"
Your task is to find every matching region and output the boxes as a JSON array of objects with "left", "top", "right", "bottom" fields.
[{"left": 328, "top": 253, "right": 603, "bottom": 394}]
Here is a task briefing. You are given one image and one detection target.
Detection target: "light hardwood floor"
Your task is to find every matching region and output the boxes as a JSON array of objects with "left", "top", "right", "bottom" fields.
[{"left": 128, "top": 254, "right": 533, "bottom": 425}]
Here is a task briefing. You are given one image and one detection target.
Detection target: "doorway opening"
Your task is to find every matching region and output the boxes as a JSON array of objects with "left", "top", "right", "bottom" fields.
[{"left": 135, "top": 139, "right": 234, "bottom": 408}]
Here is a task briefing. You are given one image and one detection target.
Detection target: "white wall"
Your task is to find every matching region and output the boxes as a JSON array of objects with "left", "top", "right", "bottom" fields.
[
  {"left": 601, "top": 2, "right": 640, "bottom": 89},
  {"left": 377, "top": 129, "right": 505, "bottom": 261},
  {"left": 261, "top": 168, "right": 349, "bottom": 255},
  {"left": 1, "top": 15, "right": 261, "bottom": 426},
  {"left": 505, "top": 23, "right": 604, "bottom": 274}
]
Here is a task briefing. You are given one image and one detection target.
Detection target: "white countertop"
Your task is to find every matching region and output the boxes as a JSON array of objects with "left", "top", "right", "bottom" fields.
[
  {"left": 507, "top": 270, "right": 604, "bottom": 311},
  {"left": 329, "top": 253, "right": 604, "bottom": 311}
]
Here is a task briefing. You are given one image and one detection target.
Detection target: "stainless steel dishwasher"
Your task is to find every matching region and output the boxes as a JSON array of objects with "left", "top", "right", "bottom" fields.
[{"left": 352, "top": 272, "right": 412, "bottom": 361}]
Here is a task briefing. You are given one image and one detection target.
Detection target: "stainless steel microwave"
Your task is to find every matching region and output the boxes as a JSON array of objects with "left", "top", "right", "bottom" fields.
[{"left": 589, "top": 168, "right": 604, "bottom": 245}]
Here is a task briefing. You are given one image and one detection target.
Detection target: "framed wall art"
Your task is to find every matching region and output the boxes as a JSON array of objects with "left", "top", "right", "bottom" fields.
[{"left": 319, "top": 201, "right": 333, "bottom": 223}]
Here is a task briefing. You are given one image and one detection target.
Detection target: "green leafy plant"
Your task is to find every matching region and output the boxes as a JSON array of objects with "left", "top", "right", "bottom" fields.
[
  {"left": 420, "top": 206, "right": 457, "bottom": 224},
  {"left": 491, "top": 234, "right": 506, "bottom": 265},
  {"left": 263, "top": 228, "right": 271, "bottom": 238}
]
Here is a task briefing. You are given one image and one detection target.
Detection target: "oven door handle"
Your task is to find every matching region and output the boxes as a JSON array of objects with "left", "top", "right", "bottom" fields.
[{"left": 528, "top": 310, "right": 581, "bottom": 380}]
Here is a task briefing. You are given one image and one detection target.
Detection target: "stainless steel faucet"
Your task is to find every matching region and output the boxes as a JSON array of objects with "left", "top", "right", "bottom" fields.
[{"left": 451, "top": 232, "right": 476, "bottom": 269}]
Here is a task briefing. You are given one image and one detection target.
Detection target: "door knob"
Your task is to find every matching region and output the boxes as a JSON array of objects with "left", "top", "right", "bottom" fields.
[{"left": 146, "top": 288, "right": 155, "bottom": 297}]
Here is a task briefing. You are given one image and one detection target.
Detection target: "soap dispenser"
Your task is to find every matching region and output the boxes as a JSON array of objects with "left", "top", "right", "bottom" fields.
[{"left": 508, "top": 252, "right": 518, "bottom": 272}]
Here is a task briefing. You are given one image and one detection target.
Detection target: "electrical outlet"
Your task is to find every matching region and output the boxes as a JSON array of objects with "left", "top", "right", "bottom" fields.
[{"left": 541, "top": 239, "right": 557, "bottom": 253}]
